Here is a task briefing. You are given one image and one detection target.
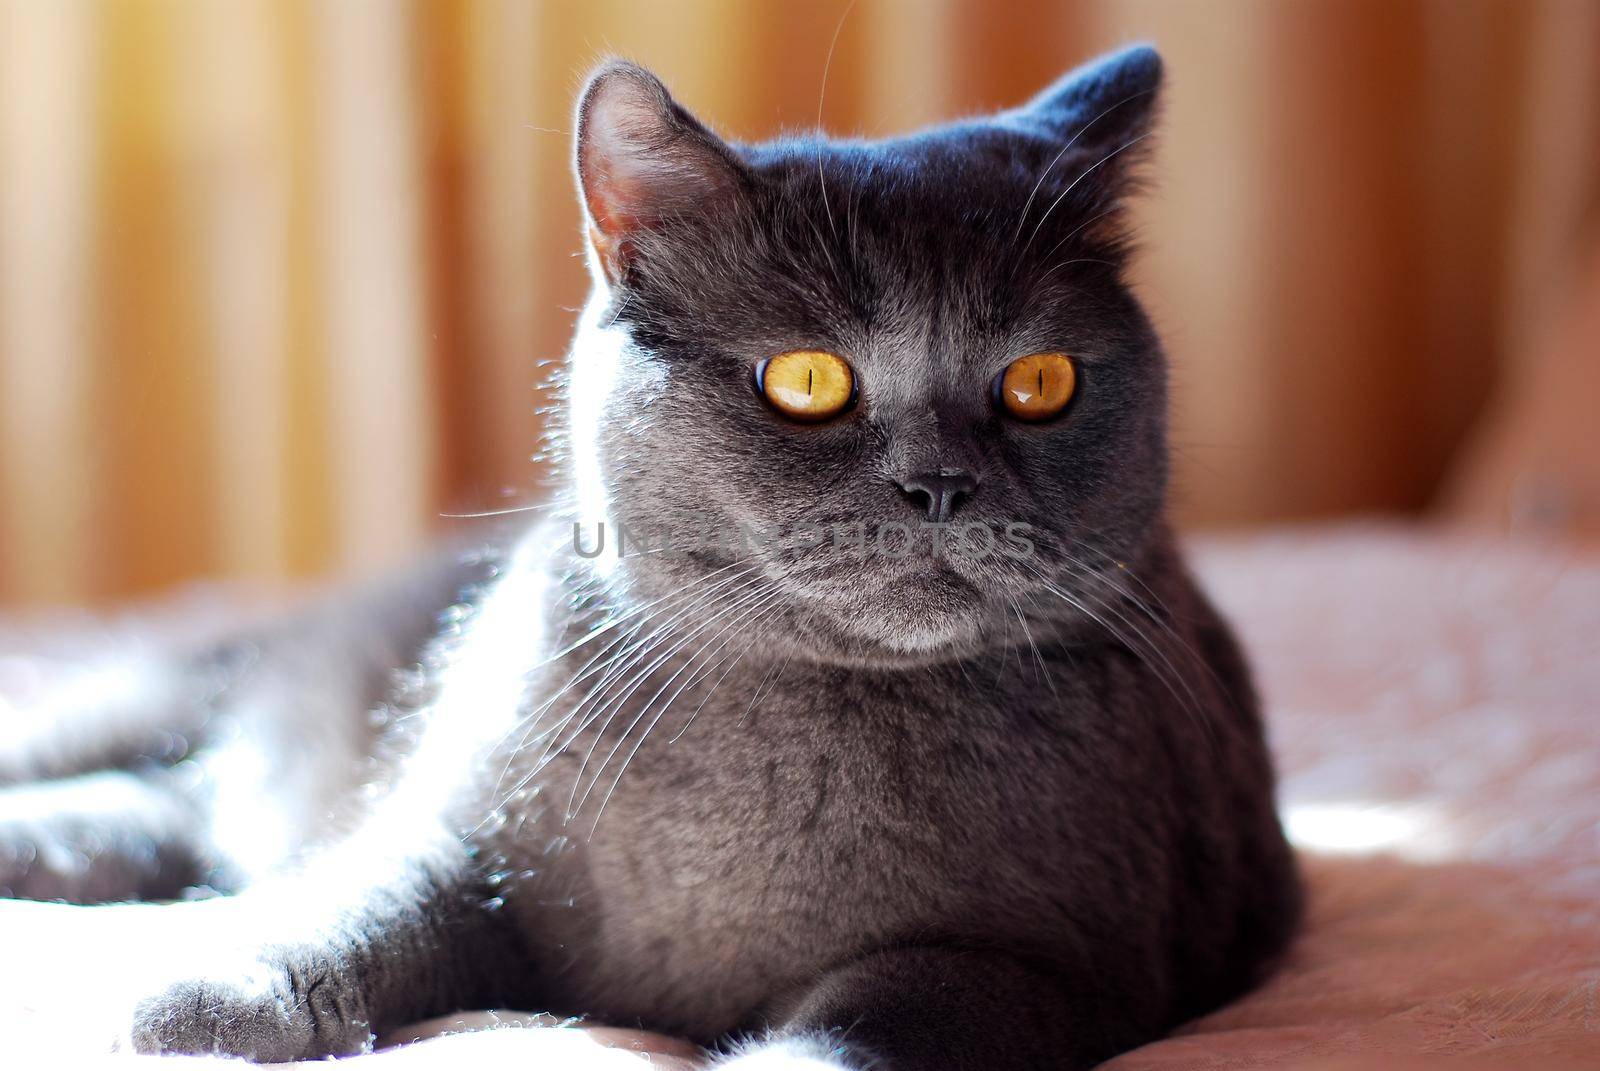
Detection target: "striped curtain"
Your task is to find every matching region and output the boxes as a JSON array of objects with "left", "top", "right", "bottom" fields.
[{"left": 1, "top": 0, "right": 1597, "bottom": 606}]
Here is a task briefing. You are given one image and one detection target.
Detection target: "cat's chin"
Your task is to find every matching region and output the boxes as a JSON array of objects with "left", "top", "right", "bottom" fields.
[
  {"left": 793, "top": 571, "right": 989, "bottom": 664},
  {"left": 875, "top": 617, "right": 981, "bottom": 655},
  {"left": 819, "top": 614, "right": 986, "bottom": 667}
]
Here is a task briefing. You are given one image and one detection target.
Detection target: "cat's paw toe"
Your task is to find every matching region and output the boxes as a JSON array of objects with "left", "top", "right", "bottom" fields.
[{"left": 129, "top": 966, "right": 371, "bottom": 1060}]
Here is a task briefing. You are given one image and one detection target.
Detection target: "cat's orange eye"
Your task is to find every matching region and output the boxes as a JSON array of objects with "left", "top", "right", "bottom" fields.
[
  {"left": 995, "top": 352, "right": 1077, "bottom": 422},
  {"left": 755, "top": 350, "right": 856, "bottom": 422}
]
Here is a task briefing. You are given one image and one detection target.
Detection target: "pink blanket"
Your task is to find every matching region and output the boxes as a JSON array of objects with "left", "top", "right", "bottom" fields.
[
  {"left": 3, "top": 525, "right": 1597, "bottom": 1067},
  {"left": 1110, "top": 527, "right": 1600, "bottom": 1068}
]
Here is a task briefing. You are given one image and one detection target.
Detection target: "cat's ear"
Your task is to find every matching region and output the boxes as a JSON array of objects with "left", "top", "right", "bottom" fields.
[
  {"left": 1010, "top": 43, "right": 1163, "bottom": 159},
  {"left": 575, "top": 61, "right": 746, "bottom": 285}
]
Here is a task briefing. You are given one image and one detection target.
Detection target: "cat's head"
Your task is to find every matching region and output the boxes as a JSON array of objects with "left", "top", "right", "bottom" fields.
[{"left": 563, "top": 45, "right": 1169, "bottom": 666}]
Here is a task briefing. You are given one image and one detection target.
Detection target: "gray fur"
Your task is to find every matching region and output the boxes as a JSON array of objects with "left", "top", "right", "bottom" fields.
[{"left": 0, "top": 45, "right": 1298, "bottom": 1069}]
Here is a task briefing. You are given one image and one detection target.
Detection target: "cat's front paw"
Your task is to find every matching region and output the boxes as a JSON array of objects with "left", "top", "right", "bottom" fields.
[{"left": 128, "top": 956, "right": 373, "bottom": 1060}]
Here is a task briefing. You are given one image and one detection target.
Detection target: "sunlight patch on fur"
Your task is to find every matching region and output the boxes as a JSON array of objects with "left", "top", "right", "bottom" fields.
[{"left": 569, "top": 292, "right": 624, "bottom": 580}]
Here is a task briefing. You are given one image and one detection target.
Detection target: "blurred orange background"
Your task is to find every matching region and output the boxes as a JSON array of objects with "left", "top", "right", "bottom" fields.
[{"left": 1, "top": 0, "right": 1597, "bottom": 607}]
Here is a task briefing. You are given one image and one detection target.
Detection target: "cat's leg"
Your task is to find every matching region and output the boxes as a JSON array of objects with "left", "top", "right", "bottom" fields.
[
  {"left": 123, "top": 827, "right": 522, "bottom": 1060},
  {"left": 117, "top": 540, "right": 534, "bottom": 1060},
  {"left": 720, "top": 946, "right": 1143, "bottom": 1071},
  {"left": 0, "top": 770, "right": 212, "bottom": 902},
  {"left": 1, "top": 543, "right": 489, "bottom": 790},
  {"left": 0, "top": 651, "right": 220, "bottom": 785}
]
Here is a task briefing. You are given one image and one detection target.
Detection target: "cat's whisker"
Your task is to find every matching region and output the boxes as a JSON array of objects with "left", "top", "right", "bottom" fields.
[
  {"left": 530, "top": 570, "right": 759, "bottom": 775},
  {"left": 1027, "top": 525, "right": 1179, "bottom": 625},
  {"left": 563, "top": 578, "right": 778, "bottom": 822},
  {"left": 1075, "top": 559, "right": 1240, "bottom": 726},
  {"left": 1009, "top": 87, "right": 1157, "bottom": 247},
  {"left": 1020, "top": 132, "right": 1150, "bottom": 257},
  {"left": 1009, "top": 594, "right": 1056, "bottom": 695},
  {"left": 738, "top": 640, "right": 795, "bottom": 729},
  {"left": 1046, "top": 534, "right": 1220, "bottom": 696},
  {"left": 1069, "top": 572, "right": 1206, "bottom": 714},
  {"left": 1025, "top": 562, "right": 1186, "bottom": 699},
  {"left": 491, "top": 566, "right": 762, "bottom": 814},
  {"left": 658, "top": 590, "right": 788, "bottom": 744},
  {"left": 604, "top": 289, "right": 636, "bottom": 330},
  {"left": 560, "top": 573, "right": 774, "bottom": 814},
  {"left": 489, "top": 602, "right": 663, "bottom": 796},
  {"left": 1004, "top": 602, "right": 1027, "bottom": 680},
  {"left": 579, "top": 584, "right": 786, "bottom": 831},
  {"left": 544, "top": 560, "right": 752, "bottom": 665},
  {"left": 493, "top": 559, "right": 753, "bottom": 773},
  {"left": 1024, "top": 560, "right": 1218, "bottom": 753},
  {"left": 666, "top": 595, "right": 784, "bottom": 745},
  {"left": 572, "top": 578, "right": 780, "bottom": 805},
  {"left": 953, "top": 651, "right": 980, "bottom": 692},
  {"left": 813, "top": 0, "right": 858, "bottom": 248},
  {"left": 486, "top": 621, "right": 636, "bottom": 807},
  {"left": 1030, "top": 257, "right": 1119, "bottom": 293},
  {"left": 439, "top": 494, "right": 576, "bottom": 521},
  {"left": 1065, "top": 537, "right": 1170, "bottom": 607},
  {"left": 1034, "top": 205, "right": 1123, "bottom": 272}
]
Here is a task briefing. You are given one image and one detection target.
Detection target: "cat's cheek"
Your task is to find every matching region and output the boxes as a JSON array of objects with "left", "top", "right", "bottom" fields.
[{"left": 713, "top": 1034, "right": 860, "bottom": 1070}]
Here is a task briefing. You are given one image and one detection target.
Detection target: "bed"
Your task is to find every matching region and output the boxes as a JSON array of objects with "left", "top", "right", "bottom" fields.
[{"left": 3, "top": 525, "right": 1597, "bottom": 1067}]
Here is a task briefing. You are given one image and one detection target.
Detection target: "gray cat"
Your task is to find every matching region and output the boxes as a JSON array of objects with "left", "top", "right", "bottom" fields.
[{"left": 0, "top": 44, "right": 1299, "bottom": 1069}]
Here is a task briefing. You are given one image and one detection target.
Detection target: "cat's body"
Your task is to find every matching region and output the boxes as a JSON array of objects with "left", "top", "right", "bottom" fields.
[
  {"left": 0, "top": 46, "right": 1300, "bottom": 1069},
  {"left": 498, "top": 527, "right": 1291, "bottom": 1051}
]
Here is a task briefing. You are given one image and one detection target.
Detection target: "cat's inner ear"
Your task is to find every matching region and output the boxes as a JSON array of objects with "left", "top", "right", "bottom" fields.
[
  {"left": 1012, "top": 43, "right": 1164, "bottom": 158},
  {"left": 575, "top": 61, "right": 744, "bottom": 284}
]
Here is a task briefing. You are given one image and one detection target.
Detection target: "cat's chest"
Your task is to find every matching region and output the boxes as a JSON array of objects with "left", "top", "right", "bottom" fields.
[
  {"left": 514, "top": 657, "right": 1000, "bottom": 902},
  {"left": 483, "top": 653, "right": 1068, "bottom": 1035}
]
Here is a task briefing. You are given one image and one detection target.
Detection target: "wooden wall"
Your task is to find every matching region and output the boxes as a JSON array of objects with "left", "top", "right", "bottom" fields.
[{"left": 1, "top": 0, "right": 1596, "bottom": 605}]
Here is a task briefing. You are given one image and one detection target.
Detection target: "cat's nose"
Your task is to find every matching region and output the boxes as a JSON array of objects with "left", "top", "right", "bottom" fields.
[{"left": 896, "top": 470, "right": 978, "bottom": 522}]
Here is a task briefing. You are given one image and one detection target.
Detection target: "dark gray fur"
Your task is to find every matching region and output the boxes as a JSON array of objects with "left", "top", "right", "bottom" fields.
[{"left": 0, "top": 45, "right": 1298, "bottom": 1069}]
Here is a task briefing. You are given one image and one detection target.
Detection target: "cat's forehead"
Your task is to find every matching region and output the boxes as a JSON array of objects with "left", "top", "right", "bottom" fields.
[
  {"left": 750, "top": 137, "right": 1112, "bottom": 298},
  {"left": 746, "top": 134, "right": 1061, "bottom": 248},
  {"left": 622, "top": 131, "right": 1130, "bottom": 370}
]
